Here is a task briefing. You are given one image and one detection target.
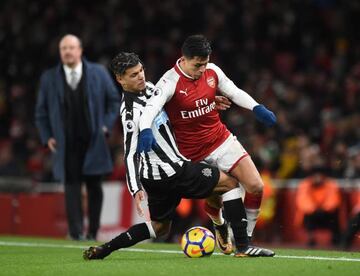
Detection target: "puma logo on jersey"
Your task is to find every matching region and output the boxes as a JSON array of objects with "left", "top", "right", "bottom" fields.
[{"left": 179, "top": 88, "right": 188, "bottom": 96}]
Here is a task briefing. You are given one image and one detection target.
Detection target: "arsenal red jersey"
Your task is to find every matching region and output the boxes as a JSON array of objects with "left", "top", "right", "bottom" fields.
[
  {"left": 161, "top": 62, "right": 230, "bottom": 161},
  {"left": 140, "top": 59, "right": 258, "bottom": 162}
]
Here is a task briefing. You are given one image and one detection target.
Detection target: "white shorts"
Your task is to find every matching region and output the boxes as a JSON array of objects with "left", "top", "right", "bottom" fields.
[{"left": 203, "top": 134, "right": 249, "bottom": 173}]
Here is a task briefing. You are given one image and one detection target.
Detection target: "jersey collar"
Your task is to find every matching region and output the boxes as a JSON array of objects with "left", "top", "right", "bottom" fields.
[
  {"left": 122, "top": 90, "right": 144, "bottom": 98},
  {"left": 123, "top": 83, "right": 152, "bottom": 99},
  {"left": 175, "top": 58, "right": 194, "bottom": 80}
]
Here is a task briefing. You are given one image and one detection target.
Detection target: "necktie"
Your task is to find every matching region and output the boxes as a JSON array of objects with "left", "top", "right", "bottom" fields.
[{"left": 69, "top": 70, "right": 78, "bottom": 90}]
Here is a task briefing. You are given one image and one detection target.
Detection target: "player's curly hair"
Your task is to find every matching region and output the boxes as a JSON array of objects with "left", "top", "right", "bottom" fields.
[
  {"left": 181, "top": 34, "right": 212, "bottom": 59},
  {"left": 110, "top": 52, "right": 142, "bottom": 76}
]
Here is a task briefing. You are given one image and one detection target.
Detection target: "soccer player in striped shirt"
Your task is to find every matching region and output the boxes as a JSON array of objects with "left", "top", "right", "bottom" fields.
[
  {"left": 83, "top": 52, "right": 274, "bottom": 260},
  {"left": 138, "top": 35, "right": 276, "bottom": 257}
]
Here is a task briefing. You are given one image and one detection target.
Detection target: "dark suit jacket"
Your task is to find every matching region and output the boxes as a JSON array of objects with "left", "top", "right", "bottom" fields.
[{"left": 35, "top": 59, "right": 120, "bottom": 181}]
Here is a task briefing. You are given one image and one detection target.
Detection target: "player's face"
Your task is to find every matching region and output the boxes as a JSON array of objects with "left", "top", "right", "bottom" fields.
[
  {"left": 59, "top": 35, "right": 83, "bottom": 68},
  {"left": 117, "top": 63, "right": 146, "bottom": 93},
  {"left": 181, "top": 56, "right": 210, "bottom": 79}
]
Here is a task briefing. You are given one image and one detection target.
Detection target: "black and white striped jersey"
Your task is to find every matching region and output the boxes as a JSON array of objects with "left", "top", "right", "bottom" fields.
[{"left": 120, "top": 82, "right": 188, "bottom": 197}]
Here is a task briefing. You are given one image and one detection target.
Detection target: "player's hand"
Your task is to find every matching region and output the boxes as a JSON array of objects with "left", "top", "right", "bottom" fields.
[
  {"left": 215, "top": 96, "right": 231, "bottom": 111},
  {"left": 47, "top": 138, "right": 57, "bottom": 153},
  {"left": 134, "top": 190, "right": 145, "bottom": 217},
  {"left": 253, "top": 104, "right": 277, "bottom": 127},
  {"left": 137, "top": 128, "right": 157, "bottom": 153}
]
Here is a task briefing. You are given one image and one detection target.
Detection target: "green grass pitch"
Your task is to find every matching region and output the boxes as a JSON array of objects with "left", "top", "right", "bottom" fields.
[{"left": 0, "top": 236, "right": 360, "bottom": 276}]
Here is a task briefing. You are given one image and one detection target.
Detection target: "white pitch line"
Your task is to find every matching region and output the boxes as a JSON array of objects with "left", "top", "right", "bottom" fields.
[
  {"left": 275, "top": 255, "right": 360, "bottom": 262},
  {"left": 0, "top": 241, "right": 360, "bottom": 263}
]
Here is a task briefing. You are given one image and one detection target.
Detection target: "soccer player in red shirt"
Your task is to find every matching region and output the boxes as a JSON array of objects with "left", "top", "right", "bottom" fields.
[{"left": 138, "top": 35, "right": 276, "bottom": 257}]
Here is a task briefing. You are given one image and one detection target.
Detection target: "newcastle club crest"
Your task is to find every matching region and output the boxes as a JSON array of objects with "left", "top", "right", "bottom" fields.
[{"left": 201, "top": 168, "right": 212, "bottom": 177}]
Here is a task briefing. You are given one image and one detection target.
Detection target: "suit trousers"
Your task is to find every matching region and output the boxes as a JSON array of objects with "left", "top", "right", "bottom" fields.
[{"left": 64, "top": 175, "right": 103, "bottom": 240}]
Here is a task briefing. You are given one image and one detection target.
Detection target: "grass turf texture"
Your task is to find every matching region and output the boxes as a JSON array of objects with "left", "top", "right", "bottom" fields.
[{"left": 0, "top": 236, "right": 359, "bottom": 276}]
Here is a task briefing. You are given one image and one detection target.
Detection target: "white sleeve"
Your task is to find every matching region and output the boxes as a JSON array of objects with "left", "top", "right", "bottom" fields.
[
  {"left": 139, "top": 76, "right": 175, "bottom": 131},
  {"left": 121, "top": 108, "right": 142, "bottom": 197},
  {"left": 208, "top": 63, "right": 259, "bottom": 110}
]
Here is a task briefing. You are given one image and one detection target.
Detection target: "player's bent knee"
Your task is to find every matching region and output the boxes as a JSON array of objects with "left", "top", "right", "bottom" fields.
[{"left": 247, "top": 179, "right": 264, "bottom": 195}]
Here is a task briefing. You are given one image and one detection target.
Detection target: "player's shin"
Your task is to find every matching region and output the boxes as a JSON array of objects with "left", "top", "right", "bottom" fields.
[
  {"left": 107, "top": 222, "right": 155, "bottom": 251},
  {"left": 84, "top": 222, "right": 156, "bottom": 260},
  {"left": 244, "top": 191, "right": 262, "bottom": 238},
  {"left": 222, "top": 188, "right": 249, "bottom": 250}
]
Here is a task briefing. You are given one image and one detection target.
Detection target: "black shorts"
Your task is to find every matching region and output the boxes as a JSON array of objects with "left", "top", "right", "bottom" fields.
[{"left": 140, "top": 161, "right": 220, "bottom": 222}]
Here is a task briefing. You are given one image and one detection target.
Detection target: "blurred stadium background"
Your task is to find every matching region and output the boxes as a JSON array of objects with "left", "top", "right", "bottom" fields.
[{"left": 1, "top": 0, "right": 360, "bottom": 248}]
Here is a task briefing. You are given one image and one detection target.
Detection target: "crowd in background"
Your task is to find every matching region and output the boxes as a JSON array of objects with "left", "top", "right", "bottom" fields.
[{"left": 1, "top": 0, "right": 360, "bottom": 182}]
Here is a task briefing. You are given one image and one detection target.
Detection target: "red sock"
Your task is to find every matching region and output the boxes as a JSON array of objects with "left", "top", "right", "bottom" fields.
[
  {"left": 244, "top": 191, "right": 262, "bottom": 237},
  {"left": 244, "top": 191, "right": 263, "bottom": 209},
  {"left": 204, "top": 202, "right": 224, "bottom": 225}
]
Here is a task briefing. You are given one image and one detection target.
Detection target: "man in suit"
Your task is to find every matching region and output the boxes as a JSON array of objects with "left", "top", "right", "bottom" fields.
[{"left": 35, "top": 34, "right": 120, "bottom": 240}]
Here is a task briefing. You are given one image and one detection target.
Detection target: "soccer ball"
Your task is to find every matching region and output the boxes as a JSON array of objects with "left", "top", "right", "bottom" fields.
[{"left": 181, "top": 226, "right": 215, "bottom": 258}]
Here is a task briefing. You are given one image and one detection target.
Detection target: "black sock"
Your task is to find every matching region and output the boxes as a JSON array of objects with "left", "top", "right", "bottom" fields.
[
  {"left": 223, "top": 198, "right": 249, "bottom": 249},
  {"left": 104, "top": 223, "right": 151, "bottom": 253}
]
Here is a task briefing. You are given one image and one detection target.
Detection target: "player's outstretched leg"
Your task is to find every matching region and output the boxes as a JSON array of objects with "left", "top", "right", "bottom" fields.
[{"left": 83, "top": 222, "right": 156, "bottom": 260}]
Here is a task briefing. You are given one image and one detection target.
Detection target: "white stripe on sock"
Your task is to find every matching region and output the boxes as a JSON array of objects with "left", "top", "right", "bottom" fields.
[{"left": 222, "top": 187, "right": 243, "bottom": 202}]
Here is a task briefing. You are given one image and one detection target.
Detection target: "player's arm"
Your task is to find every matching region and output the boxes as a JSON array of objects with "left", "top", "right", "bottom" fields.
[
  {"left": 139, "top": 80, "right": 174, "bottom": 130},
  {"left": 121, "top": 107, "right": 142, "bottom": 198},
  {"left": 208, "top": 63, "right": 258, "bottom": 109},
  {"left": 209, "top": 63, "right": 276, "bottom": 126},
  {"left": 137, "top": 79, "right": 175, "bottom": 153}
]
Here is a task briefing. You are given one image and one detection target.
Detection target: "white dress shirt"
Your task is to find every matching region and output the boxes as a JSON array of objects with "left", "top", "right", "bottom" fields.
[{"left": 63, "top": 62, "right": 83, "bottom": 89}]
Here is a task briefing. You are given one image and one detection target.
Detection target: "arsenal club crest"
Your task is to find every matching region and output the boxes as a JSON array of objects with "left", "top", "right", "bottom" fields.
[{"left": 207, "top": 76, "right": 215, "bottom": 88}]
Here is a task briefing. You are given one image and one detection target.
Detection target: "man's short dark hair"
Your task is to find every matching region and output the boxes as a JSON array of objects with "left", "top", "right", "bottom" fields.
[
  {"left": 181, "top": 34, "right": 212, "bottom": 59},
  {"left": 110, "top": 52, "right": 142, "bottom": 76}
]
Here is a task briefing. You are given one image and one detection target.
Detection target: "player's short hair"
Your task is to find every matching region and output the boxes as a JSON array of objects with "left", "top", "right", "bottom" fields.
[
  {"left": 181, "top": 34, "right": 212, "bottom": 59},
  {"left": 110, "top": 52, "right": 142, "bottom": 76}
]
